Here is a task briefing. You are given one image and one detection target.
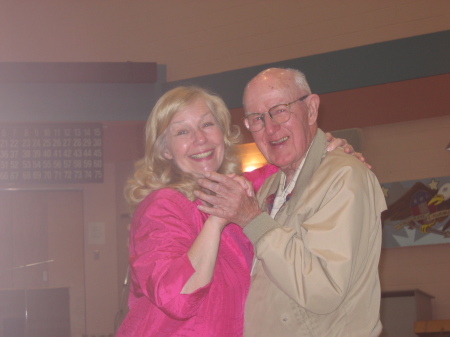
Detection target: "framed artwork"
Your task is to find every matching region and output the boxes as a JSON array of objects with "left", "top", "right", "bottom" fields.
[{"left": 381, "top": 176, "right": 450, "bottom": 248}]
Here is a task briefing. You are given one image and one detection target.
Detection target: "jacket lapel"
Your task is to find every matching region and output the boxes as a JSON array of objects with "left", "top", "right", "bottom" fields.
[{"left": 286, "top": 129, "right": 327, "bottom": 215}]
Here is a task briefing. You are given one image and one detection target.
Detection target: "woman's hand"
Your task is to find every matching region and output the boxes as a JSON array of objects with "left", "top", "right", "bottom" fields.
[
  {"left": 226, "top": 173, "right": 255, "bottom": 197},
  {"left": 325, "top": 132, "right": 372, "bottom": 169},
  {"left": 195, "top": 172, "right": 263, "bottom": 228}
]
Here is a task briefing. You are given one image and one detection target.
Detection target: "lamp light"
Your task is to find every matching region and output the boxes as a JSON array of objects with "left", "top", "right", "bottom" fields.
[{"left": 236, "top": 142, "right": 267, "bottom": 172}]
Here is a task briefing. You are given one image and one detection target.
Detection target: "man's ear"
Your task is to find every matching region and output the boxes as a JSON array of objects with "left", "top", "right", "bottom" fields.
[{"left": 307, "top": 94, "right": 320, "bottom": 125}]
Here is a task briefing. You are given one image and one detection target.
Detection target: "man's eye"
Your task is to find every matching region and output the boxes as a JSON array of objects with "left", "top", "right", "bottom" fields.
[{"left": 272, "top": 107, "right": 287, "bottom": 115}]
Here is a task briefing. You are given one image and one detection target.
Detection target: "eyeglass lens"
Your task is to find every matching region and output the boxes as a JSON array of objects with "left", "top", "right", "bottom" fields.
[
  {"left": 244, "top": 95, "right": 309, "bottom": 132},
  {"left": 245, "top": 104, "right": 290, "bottom": 131}
]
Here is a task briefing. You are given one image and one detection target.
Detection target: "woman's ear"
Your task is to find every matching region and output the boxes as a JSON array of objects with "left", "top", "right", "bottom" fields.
[
  {"left": 159, "top": 134, "right": 173, "bottom": 160},
  {"left": 162, "top": 148, "right": 173, "bottom": 160}
]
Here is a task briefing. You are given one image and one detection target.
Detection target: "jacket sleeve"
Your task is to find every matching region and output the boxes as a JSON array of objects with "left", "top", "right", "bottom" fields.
[
  {"left": 129, "top": 189, "right": 211, "bottom": 320},
  {"left": 244, "top": 164, "right": 386, "bottom": 314}
]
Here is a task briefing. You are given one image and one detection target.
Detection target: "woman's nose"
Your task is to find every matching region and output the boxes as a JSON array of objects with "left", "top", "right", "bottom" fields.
[{"left": 193, "top": 129, "right": 207, "bottom": 143}]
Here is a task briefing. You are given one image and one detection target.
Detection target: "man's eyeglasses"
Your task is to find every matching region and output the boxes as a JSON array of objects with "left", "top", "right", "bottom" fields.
[{"left": 243, "top": 95, "right": 309, "bottom": 132}]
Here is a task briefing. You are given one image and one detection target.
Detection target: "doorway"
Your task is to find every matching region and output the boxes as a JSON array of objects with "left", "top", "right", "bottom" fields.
[{"left": 0, "top": 189, "right": 86, "bottom": 337}]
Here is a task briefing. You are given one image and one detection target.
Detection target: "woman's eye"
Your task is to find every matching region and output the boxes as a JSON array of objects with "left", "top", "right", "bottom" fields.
[
  {"left": 203, "top": 122, "right": 214, "bottom": 127},
  {"left": 176, "top": 129, "right": 188, "bottom": 136}
]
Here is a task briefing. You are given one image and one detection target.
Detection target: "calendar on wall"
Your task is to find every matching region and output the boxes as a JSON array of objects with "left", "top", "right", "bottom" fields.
[{"left": 0, "top": 123, "right": 103, "bottom": 184}]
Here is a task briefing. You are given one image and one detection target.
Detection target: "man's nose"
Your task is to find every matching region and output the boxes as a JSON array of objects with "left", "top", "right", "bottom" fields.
[{"left": 263, "top": 115, "right": 280, "bottom": 134}]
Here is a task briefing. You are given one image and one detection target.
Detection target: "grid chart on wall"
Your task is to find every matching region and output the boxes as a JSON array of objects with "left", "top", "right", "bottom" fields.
[{"left": 0, "top": 123, "right": 103, "bottom": 184}]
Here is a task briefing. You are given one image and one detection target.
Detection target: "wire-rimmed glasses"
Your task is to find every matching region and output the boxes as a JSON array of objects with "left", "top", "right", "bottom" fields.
[{"left": 243, "top": 95, "right": 309, "bottom": 132}]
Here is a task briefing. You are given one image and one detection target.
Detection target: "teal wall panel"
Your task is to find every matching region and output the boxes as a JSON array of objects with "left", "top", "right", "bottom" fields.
[
  {"left": 0, "top": 31, "right": 448, "bottom": 122},
  {"left": 165, "top": 30, "right": 450, "bottom": 109}
]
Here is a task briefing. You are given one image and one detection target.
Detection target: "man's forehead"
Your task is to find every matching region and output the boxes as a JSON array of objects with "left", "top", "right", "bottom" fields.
[{"left": 246, "top": 82, "right": 296, "bottom": 102}]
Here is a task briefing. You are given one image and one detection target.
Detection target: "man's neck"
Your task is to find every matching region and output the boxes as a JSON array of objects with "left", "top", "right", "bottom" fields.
[
  {"left": 281, "top": 139, "right": 315, "bottom": 185},
  {"left": 281, "top": 156, "right": 304, "bottom": 185},
  {"left": 283, "top": 169, "right": 296, "bottom": 186}
]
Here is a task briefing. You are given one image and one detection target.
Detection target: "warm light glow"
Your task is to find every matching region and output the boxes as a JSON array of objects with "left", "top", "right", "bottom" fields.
[
  {"left": 243, "top": 165, "right": 259, "bottom": 172},
  {"left": 236, "top": 143, "right": 267, "bottom": 172}
]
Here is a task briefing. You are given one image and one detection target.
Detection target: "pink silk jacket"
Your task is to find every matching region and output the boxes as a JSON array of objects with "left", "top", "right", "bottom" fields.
[{"left": 116, "top": 165, "right": 278, "bottom": 337}]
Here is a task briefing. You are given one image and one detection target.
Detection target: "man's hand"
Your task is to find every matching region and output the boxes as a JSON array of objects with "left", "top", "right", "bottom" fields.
[{"left": 194, "top": 171, "right": 262, "bottom": 227}]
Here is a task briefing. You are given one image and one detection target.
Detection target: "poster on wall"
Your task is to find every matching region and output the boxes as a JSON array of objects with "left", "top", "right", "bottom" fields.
[
  {"left": 0, "top": 123, "right": 103, "bottom": 184},
  {"left": 381, "top": 176, "right": 450, "bottom": 248}
]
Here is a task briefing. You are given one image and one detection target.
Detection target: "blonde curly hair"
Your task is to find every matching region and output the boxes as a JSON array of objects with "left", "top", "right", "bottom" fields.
[{"left": 125, "top": 86, "right": 243, "bottom": 212}]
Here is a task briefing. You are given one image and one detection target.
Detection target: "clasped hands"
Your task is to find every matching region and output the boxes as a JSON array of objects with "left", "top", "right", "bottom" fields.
[{"left": 194, "top": 172, "right": 262, "bottom": 228}]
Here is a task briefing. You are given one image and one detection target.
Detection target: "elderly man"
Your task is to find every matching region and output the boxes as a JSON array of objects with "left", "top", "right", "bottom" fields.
[{"left": 195, "top": 68, "right": 387, "bottom": 337}]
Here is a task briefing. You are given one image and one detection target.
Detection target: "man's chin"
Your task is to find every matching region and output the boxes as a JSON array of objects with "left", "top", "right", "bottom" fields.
[{"left": 267, "top": 157, "right": 289, "bottom": 168}]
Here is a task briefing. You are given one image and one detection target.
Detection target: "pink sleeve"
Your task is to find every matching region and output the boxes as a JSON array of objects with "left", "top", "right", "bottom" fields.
[
  {"left": 129, "top": 189, "right": 211, "bottom": 319},
  {"left": 243, "top": 164, "right": 279, "bottom": 193}
]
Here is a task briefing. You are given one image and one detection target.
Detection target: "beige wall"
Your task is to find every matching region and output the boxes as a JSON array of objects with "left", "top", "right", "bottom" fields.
[
  {"left": 82, "top": 163, "right": 120, "bottom": 336},
  {"left": 365, "top": 115, "right": 450, "bottom": 183},
  {"left": 1, "top": 0, "right": 449, "bottom": 81},
  {"left": 364, "top": 115, "right": 450, "bottom": 320}
]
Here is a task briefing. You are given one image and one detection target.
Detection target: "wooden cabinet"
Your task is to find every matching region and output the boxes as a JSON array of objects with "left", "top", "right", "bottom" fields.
[
  {"left": 415, "top": 319, "right": 450, "bottom": 337},
  {"left": 380, "top": 289, "right": 434, "bottom": 337}
]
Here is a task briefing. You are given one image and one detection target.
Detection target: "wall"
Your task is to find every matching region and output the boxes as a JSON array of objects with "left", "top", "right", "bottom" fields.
[
  {"left": 82, "top": 163, "right": 120, "bottom": 336},
  {"left": 1, "top": 0, "right": 449, "bottom": 81},
  {"left": 364, "top": 116, "right": 450, "bottom": 184},
  {"left": 363, "top": 115, "right": 450, "bottom": 319}
]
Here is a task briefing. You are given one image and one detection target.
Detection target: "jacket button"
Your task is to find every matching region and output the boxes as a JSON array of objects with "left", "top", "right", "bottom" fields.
[{"left": 281, "top": 314, "right": 288, "bottom": 322}]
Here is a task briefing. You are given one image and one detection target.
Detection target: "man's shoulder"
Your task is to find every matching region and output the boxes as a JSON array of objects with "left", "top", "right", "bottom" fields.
[
  {"left": 322, "top": 148, "right": 367, "bottom": 171},
  {"left": 318, "top": 149, "right": 381, "bottom": 190}
]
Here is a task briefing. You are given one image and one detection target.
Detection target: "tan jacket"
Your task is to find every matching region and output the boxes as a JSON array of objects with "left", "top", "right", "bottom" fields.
[{"left": 243, "top": 129, "right": 387, "bottom": 337}]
